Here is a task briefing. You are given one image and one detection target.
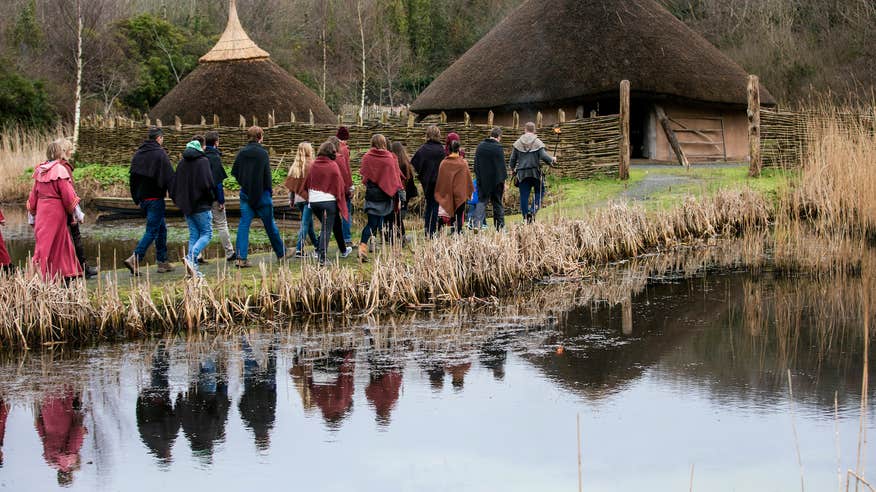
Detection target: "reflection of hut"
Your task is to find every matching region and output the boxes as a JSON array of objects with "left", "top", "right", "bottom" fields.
[
  {"left": 410, "top": 0, "right": 775, "bottom": 162},
  {"left": 150, "top": 0, "right": 334, "bottom": 125}
]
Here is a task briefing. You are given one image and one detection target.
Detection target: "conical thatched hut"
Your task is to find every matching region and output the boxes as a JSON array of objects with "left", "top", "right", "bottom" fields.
[
  {"left": 150, "top": 0, "right": 334, "bottom": 126},
  {"left": 411, "top": 0, "right": 776, "bottom": 162}
]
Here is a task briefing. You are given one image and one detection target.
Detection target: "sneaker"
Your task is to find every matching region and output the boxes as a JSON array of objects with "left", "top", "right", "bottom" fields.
[
  {"left": 83, "top": 264, "right": 99, "bottom": 279},
  {"left": 183, "top": 258, "right": 199, "bottom": 278},
  {"left": 341, "top": 246, "right": 354, "bottom": 258},
  {"left": 197, "top": 257, "right": 209, "bottom": 265},
  {"left": 123, "top": 255, "right": 140, "bottom": 276},
  {"left": 236, "top": 259, "right": 252, "bottom": 269},
  {"left": 311, "top": 251, "right": 319, "bottom": 259},
  {"left": 226, "top": 251, "right": 238, "bottom": 262},
  {"left": 157, "top": 262, "right": 175, "bottom": 273},
  {"left": 294, "top": 250, "right": 304, "bottom": 258}
]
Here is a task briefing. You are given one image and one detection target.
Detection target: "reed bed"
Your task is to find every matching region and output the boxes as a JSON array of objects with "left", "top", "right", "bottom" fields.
[
  {"left": 0, "top": 126, "right": 63, "bottom": 202},
  {"left": 0, "top": 189, "right": 772, "bottom": 348}
]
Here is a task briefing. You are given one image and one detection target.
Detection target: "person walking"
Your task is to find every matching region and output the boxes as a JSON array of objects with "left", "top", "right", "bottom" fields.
[
  {"left": 169, "top": 137, "right": 215, "bottom": 278},
  {"left": 26, "top": 139, "right": 85, "bottom": 282},
  {"left": 232, "top": 126, "right": 285, "bottom": 268},
  {"left": 54, "top": 157, "right": 98, "bottom": 279},
  {"left": 333, "top": 128, "right": 354, "bottom": 246},
  {"left": 204, "top": 131, "right": 236, "bottom": 262},
  {"left": 434, "top": 139, "right": 474, "bottom": 234},
  {"left": 358, "top": 134, "right": 404, "bottom": 262},
  {"left": 411, "top": 126, "right": 445, "bottom": 237},
  {"left": 284, "top": 142, "right": 319, "bottom": 258},
  {"left": 445, "top": 132, "right": 465, "bottom": 158},
  {"left": 510, "top": 122, "right": 556, "bottom": 223},
  {"left": 126, "top": 127, "right": 175, "bottom": 276},
  {"left": 304, "top": 141, "right": 350, "bottom": 265},
  {"left": 473, "top": 127, "right": 508, "bottom": 231},
  {"left": 384, "top": 141, "right": 417, "bottom": 243},
  {"left": 0, "top": 208, "right": 12, "bottom": 273}
]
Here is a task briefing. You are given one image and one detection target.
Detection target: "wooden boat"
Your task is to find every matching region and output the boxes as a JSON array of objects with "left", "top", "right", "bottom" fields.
[{"left": 92, "top": 196, "right": 299, "bottom": 220}]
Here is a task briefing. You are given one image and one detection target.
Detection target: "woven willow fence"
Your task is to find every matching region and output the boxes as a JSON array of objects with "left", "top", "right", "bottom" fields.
[
  {"left": 78, "top": 115, "right": 621, "bottom": 179},
  {"left": 760, "top": 108, "right": 875, "bottom": 167}
]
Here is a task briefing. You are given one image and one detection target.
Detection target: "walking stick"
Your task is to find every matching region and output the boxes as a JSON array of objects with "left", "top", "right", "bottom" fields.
[{"left": 534, "top": 127, "right": 562, "bottom": 221}]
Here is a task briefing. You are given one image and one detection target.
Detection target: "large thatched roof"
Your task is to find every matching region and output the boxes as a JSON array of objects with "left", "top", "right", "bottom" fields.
[
  {"left": 150, "top": 0, "right": 334, "bottom": 125},
  {"left": 411, "top": 0, "right": 775, "bottom": 114}
]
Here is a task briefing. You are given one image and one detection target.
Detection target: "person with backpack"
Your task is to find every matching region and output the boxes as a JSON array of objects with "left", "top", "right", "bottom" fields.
[
  {"left": 510, "top": 122, "right": 557, "bottom": 223},
  {"left": 357, "top": 134, "right": 404, "bottom": 262}
]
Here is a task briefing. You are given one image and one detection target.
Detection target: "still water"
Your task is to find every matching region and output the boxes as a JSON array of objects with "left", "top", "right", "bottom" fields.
[{"left": 0, "top": 268, "right": 873, "bottom": 491}]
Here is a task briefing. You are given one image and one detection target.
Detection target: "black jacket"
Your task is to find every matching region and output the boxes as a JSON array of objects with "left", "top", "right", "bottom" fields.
[
  {"left": 205, "top": 147, "right": 227, "bottom": 204},
  {"left": 411, "top": 141, "right": 445, "bottom": 195},
  {"left": 130, "top": 140, "right": 174, "bottom": 205},
  {"left": 169, "top": 148, "right": 215, "bottom": 216},
  {"left": 232, "top": 142, "right": 272, "bottom": 206},
  {"left": 474, "top": 138, "right": 507, "bottom": 198}
]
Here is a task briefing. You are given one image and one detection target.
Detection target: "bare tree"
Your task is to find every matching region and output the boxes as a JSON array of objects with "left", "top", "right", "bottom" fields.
[
  {"left": 357, "top": 0, "right": 366, "bottom": 119},
  {"left": 73, "top": 0, "right": 83, "bottom": 144}
]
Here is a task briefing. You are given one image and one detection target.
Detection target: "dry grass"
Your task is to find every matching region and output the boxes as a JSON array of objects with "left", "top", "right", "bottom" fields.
[{"left": 0, "top": 126, "right": 66, "bottom": 202}]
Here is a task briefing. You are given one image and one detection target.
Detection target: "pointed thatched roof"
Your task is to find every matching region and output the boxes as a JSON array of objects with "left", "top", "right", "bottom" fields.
[
  {"left": 150, "top": 0, "right": 334, "bottom": 125},
  {"left": 411, "top": 0, "right": 775, "bottom": 114},
  {"left": 199, "top": 0, "right": 268, "bottom": 63}
]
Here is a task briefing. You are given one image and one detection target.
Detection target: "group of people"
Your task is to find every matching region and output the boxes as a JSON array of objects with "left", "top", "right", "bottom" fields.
[{"left": 0, "top": 121, "right": 557, "bottom": 281}]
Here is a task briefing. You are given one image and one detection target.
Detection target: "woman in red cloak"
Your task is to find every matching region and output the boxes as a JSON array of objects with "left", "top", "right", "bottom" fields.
[
  {"left": 35, "top": 387, "right": 86, "bottom": 486},
  {"left": 26, "top": 139, "right": 84, "bottom": 281}
]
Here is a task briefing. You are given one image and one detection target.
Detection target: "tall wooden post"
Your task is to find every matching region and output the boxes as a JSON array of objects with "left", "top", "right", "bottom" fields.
[
  {"left": 512, "top": 111, "right": 519, "bottom": 130},
  {"left": 747, "top": 75, "right": 762, "bottom": 177},
  {"left": 655, "top": 105, "right": 689, "bottom": 168},
  {"left": 487, "top": 111, "right": 494, "bottom": 128},
  {"left": 619, "top": 80, "right": 631, "bottom": 180}
]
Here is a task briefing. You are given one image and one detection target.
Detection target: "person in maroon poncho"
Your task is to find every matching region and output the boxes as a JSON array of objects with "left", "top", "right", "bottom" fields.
[
  {"left": 35, "top": 387, "right": 86, "bottom": 486},
  {"left": 304, "top": 141, "right": 351, "bottom": 265},
  {"left": 357, "top": 134, "right": 404, "bottom": 262},
  {"left": 291, "top": 350, "right": 356, "bottom": 430},
  {"left": 0, "top": 398, "right": 8, "bottom": 466},
  {"left": 0, "top": 209, "right": 12, "bottom": 273},
  {"left": 26, "top": 139, "right": 85, "bottom": 281}
]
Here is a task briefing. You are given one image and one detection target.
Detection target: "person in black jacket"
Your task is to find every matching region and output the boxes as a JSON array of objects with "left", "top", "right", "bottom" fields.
[
  {"left": 169, "top": 136, "right": 215, "bottom": 278},
  {"left": 204, "top": 131, "right": 236, "bottom": 262},
  {"left": 472, "top": 127, "right": 508, "bottom": 231},
  {"left": 125, "top": 127, "right": 175, "bottom": 276},
  {"left": 231, "top": 126, "right": 285, "bottom": 268},
  {"left": 411, "top": 125, "right": 445, "bottom": 238}
]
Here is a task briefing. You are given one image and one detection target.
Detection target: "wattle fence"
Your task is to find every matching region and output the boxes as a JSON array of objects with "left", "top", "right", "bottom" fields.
[{"left": 759, "top": 108, "right": 875, "bottom": 168}]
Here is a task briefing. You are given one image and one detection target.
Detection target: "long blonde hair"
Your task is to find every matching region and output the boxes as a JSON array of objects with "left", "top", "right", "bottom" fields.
[{"left": 288, "top": 142, "right": 314, "bottom": 179}]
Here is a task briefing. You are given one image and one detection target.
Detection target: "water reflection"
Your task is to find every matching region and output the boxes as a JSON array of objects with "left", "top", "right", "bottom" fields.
[
  {"left": 0, "top": 248, "right": 872, "bottom": 490},
  {"left": 135, "top": 342, "right": 178, "bottom": 465},
  {"left": 239, "top": 338, "right": 277, "bottom": 451},
  {"left": 0, "top": 398, "right": 7, "bottom": 467},
  {"left": 176, "top": 354, "right": 230, "bottom": 463},
  {"left": 35, "top": 387, "right": 86, "bottom": 486}
]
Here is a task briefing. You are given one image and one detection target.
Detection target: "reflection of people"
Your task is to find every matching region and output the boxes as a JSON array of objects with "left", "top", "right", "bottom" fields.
[
  {"left": 239, "top": 339, "right": 277, "bottom": 451},
  {"left": 446, "top": 362, "right": 472, "bottom": 391},
  {"left": 0, "top": 398, "right": 8, "bottom": 466},
  {"left": 136, "top": 342, "right": 180, "bottom": 465},
  {"left": 292, "top": 350, "right": 356, "bottom": 429},
  {"left": 480, "top": 334, "right": 510, "bottom": 381},
  {"left": 422, "top": 361, "right": 445, "bottom": 391},
  {"left": 35, "top": 387, "right": 86, "bottom": 486},
  {"left": 176, "top": 356, "right": 230, "bottom": 462},
  {"left": 365, "top": 364, "right": 403, "bottom": 427}
]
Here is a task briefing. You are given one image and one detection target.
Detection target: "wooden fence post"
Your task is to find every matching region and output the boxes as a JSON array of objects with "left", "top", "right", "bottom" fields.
[
  {"left": 536, "top": 111, "right": 543, "bottom": 128},
  {"left": 655, "top": 105, "right": 689, "bottom": 168},
  {"left": 487, "top": 111, "right": 494, "bottom": 128},
  {"left": 200, "top": 115, "right": 206, "bottom": 126},
  {"left": 174, "top": 116, "right": 182, "bottom": 131},
  {"left": 558, "top": 109, "right": 566, "bottom": 125},
  {"left": 748, "top": 75, "right": 762, "bottom": 177},
  {"left": 619, "top": 80, "right": 631, "bottom": 181},
  {"left": 338, "top": 114, "right": 343, "bottom": 127},
  {"left": 156, "top": 118, "right": 163, "bottom": 128},
  {"left": 239, "top": 115, "right": 246, "bottom": 129},
  {"left": 512, "top": 111, "right": 519, "bottom": 130},
  {"left": 407, "top": 112, "right": 415, "bottom": 128},
  {"left": 439, "top": 112, "right": 447, "bottom": 124},
  {"left": 464, "top": 112, "right": 470, "bottom": 127},
  {"left": 144, "top": 115, "right": 151, "bottom": 127},
  {"left": 213, "top": 114, "right": 219, "bottom": 127},
  {"left": 309, "top": 109, "right": 315, "bottom": 126}
]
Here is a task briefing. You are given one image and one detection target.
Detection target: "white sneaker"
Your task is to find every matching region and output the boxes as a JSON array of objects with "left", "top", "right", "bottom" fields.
[{"left": 341, "top": 246, "right": 354, "bottom": 258}]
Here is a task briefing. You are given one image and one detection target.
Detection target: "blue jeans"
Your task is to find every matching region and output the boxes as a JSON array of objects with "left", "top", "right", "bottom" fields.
[
  {"left": 237, "top": 191, "right": 286, "bottom": 260},
  {"left": 341, "top": 197, "right": 353, "bottom": 244},
  {"left": 424, "top": 193, "right": 439, "bottom": 238},
  {"left": 185, "top": 210, "right": 213, "bottom": 269},
  {"left": 295, "top": 202, "right": 318, "bottom": 252},
  {"left": 360, "top": 214, "right": 384, "bottom": 245},
  {"left": 519, "top": 178, "right": 543, "bottom": 218},
  {"left": 134, "top": 199, "right": 168, "bottom": 263}
]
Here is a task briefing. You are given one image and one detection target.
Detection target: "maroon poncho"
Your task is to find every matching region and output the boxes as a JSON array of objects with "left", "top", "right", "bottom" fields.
[
  {"left": 304, "top": 156, "right": 349, "bottom": 221},
  {"left": 27, "top": 160, "right": 83, "bottom": 280},
  {"left": 360, "top": 149, "right": 403, "bottom": 197},
  {"left": 337, "top": 141, "right": 353, "bottom": 190},
  {"left": 0, "top": 210, "right": 11, "bottom": 267}
]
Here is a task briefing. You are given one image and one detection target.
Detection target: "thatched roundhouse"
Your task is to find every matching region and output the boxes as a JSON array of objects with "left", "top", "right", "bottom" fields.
[
  {"left": 150, "top": 0, "right": 334, "bottom": 126},
  {"left": 411, "top": 0, "right": 776, "bottom": 162}
]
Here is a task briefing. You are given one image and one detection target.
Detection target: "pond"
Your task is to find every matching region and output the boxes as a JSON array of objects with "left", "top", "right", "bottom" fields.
[{"left": 0, "top": 259, "right": 872, "bottom": 491}]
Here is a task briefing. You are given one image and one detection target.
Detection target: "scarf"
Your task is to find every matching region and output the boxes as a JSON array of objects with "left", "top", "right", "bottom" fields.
[
  {"left": 512, "top": 133, "right": 545, "bottom": 153},
  {"left": 304, "top": 156, "right": 349, "bottom": 221},
  {"left": 434, "top": 154, "right": 475, "bottom": 215},
  {"left": 360, "top": 149, "right": 403, "bottom": 197}
]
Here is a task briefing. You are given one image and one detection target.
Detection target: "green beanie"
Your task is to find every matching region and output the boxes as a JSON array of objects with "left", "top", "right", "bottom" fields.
[{"left": 186, "top": 140, "right": 203, "bottom": 152}]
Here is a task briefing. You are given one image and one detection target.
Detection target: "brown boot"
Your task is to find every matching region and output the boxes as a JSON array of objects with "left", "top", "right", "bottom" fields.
[
  {"left": 358, "top": 242, "right": 369, "bottom": 263},
  {"left": 157, "top": 262, "right": 175, "bottom": 273},
  {"left": 123, "top": 254, "right": 140, "bottom": 276}
]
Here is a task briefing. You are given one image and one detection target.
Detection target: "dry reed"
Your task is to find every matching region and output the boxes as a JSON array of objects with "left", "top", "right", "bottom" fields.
[{"left": 0, "top": 126, "right": 63, "bottom": 202}]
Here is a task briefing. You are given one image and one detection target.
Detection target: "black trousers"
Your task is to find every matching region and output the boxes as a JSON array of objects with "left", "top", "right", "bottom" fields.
[
  {"left": 68, "top": 222, "right": 86, "bottom": 267},
  {"left": 310, "top": 201, "right": 346, "bottom": 263}
]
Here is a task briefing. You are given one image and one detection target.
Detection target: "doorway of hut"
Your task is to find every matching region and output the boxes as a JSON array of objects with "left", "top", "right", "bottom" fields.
[{"left": 629, "top": 104, "right": 649, "bottom": 159}]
